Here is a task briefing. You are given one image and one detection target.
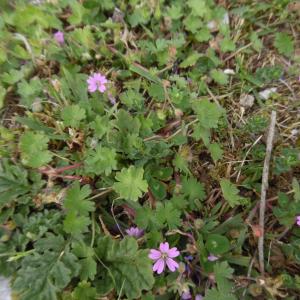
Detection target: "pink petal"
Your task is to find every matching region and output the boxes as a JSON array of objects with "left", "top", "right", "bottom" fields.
[
  {"left": 153, "top": 258, "right": 165, "bottom": 274},
  {"left": 166, "top": 257, "right": 178, "bottom": 272},
  {"left": 167, "top": 247, "right": 180, "bottom": 258},
  {"left": 100, "top": 76, "right": 108, "bottom": 84},
  {"left": 93, "top": 73, "right": 102, "bottom": 81},
  {"left": 98, "top": 84, "right": 106, "bottom": 93},
  {"left": 88, "top": 82, "right": 97, "bottom": 93},
  {"left": 148, "top": 249, "right": 161, "bottom": 260},
  {"left": 159, "top": 242, "right": 169, "bottom": 253}
]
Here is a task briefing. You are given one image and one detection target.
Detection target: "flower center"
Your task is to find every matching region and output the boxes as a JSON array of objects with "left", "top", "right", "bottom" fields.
[{"left": 161, "top": 252, "right": 168, "bottom": 259}]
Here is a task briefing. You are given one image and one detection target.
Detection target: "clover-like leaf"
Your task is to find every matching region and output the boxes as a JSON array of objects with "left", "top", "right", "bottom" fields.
[
  {"left": 113, "top": 166, "right": 148, "bottom": 201},
  {"left": 19, "top": 132, "right": 52, "bottom": 168},
  {"left": 85, "top": 146, "right": 117, "bottom": 176},
  {"left": 61, "top": 104, "right": 86, "bottom": 128}
]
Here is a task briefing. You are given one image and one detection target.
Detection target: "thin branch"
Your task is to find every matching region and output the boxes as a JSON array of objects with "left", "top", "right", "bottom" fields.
[{"left": 258, "top": 110, "right": 276, "bottom": 275}]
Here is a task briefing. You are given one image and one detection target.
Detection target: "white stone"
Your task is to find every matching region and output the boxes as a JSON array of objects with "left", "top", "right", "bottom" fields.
[
  {"left": 259, "top": 88, "right": 277, "bottom": 100},
  {"left": 0, "top": 277, "right": 11, "bottom": 300}
]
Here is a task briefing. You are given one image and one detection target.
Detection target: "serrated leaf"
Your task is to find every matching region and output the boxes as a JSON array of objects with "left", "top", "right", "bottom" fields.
[
  {"left": 204, "top": 262, "right": 237, "bottom": 300},
  {"left": 182, "top": 176, "right": 206, "bottom": 201},
  {"left": 64, "top": 183, "right": 94, "bottom": 213},
  {"left": 96, "top": 236, "right": 154, "bottom": 299},
  {"left": 220, "top": 37, "right": 236, "bottom": 53},
  {"left": 214, "top": 261, "right": 234, "bottom": 292},
  {"left": 63, "top": 182, "right": 94, "bottom": 235},
  {"left": 148, "top": 83, "right": 165, "bottom": 102},
  {"left": 61, "top": 105, "right": 86, "bottom": 128},
  {"left": 90, "top": 115, "right": 111, "bottom": 139},
  {"left": 210, "top": 69, "right": 229, "bottom": 85},
  {"left": 113, "top": 166, "right": 148, "bottom": 201},
  {"left": 188, "top": 0, "right": 209, "bottom": 17},
  {"left": 72, "top": 243, "right": 97, "bottom": 281},
  {"left": 208, "top": 143, "right": 223, "bottom": 163},
  {"left": 192, "top": 123, "right": 211, "bottom": 145},
  {"left": 193, "top": 99, "right": 224, "bottom": 129},
  {"left": 85, "top": 146, "right": 117, "bottom": 176},
  {"left": 274, "top": 32, "right": 294, "bottom": 56},
  {"left": 13, "top": 241, "right": 80, "bottom": 300},
  {"left": 19, "top": 132, "right": 52, "bottom": 168},
  {"left": 156, "top": 202, "right": 181, "bottom": 229},
  {"left": 120, "top": 89, "right": 144, "bottom": 110},
  {"left": 179, "top": 52, "right": 201, "bottom": 68},
  {"left": 64, "top": 211, "right": 91, "bottom": 235},
  {"left": 220, "top": 179, "right": 249, "bottom": 207},
  {"left": 0, "top": 159, "right": 30, "bottom": 207}
]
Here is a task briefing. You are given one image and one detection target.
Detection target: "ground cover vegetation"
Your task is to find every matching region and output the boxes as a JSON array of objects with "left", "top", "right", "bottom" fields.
[{"left": 0, "top": 0, "right": 300, "bottom": 299}]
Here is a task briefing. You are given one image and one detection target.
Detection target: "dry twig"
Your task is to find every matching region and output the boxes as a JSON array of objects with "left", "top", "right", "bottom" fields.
[{"left": 258, "top": 111, "right": 277, "bottom": 275}]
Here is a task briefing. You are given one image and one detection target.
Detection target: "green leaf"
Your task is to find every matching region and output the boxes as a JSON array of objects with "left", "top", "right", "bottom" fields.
[
  {"left": 204, "top": 262, "right": 237, "bottom": 300},
  {"left": 214, "top": 261, "right": 234, "bottom": 292},
  {"left": 68, "top": 2, "right": 86, "bottom": 25},
  {"left": 19, "top": 132, "right": 52, "bottom": 168},
  {"left": 135, "top": 206, "right": 162, "bottom": 230},
  {"left": 220, "top": 179, "right": 249, "bottom": 207},
  {"left": 0, "top": 85, "right": 6, "bottom": 109},
  {"left": 195, "top": 28, "right": 211, "bottom": 42},
  {"left": 210, "top": 69, "right": 229, "bottom": 85},
  {"left": 193, "top": 99, "right": 224, "bottom": 129},
  {"left": 148, "top": 83, "right": 165, "bottom": 102},
  {"left": 250, "top": 32, "right": 263, "bottom": 52},
  {"left": 64, "top": 212, "right": 91, "bottom": 236},
  {"left": 208, "top": 143, "right": 223, "bottom": 163},
  {"left": 17, "top": 78, "right": 43, "bottom": 108},
  {"left": 113, "top": 166, "right": 148, "bottom": 201},
  {"left": 63, "top": 182, "right": 94, "bottom": 235},
  {"left": 129, "top": 63, "right": 162, "bottom": 85},
  {"left": 72, "top": 281, "right": 96, "bottom": 300},
  {"left": 274, "top": 32, "right": 294, "bottom": 56},
  {"left": 120, "top": 89, "right": 144, "bottom": 110},
  {"left": 192, "top": 123, "right": 211, "bottom": 145},
  {"left": 292, "top": 178, "right": 300, "bottom": 202},
  {"left": 182, "top": 176, "right": 206, "bottom": 201},
  {"left": 156, "top": 202, "right": 181, "bottom": 229},
  {"left": 179, "top": 52, "right": 201, "bottom": 68},
  {"left": 96, "top": 236, "right": 154, "bottom": 299},
  {"left": 0, "top": 159, "right": 31, "bottom": 207},
  {"left": 220, "top": 37, "right": 236, "bottom": 53},
  {"left": 13, "top": 237, "right": 80, "bottom": 300},
  {"left": 170, "top": 194, "right": 188, "bottom": 210},
  {"left": 85, "top": 146, "right": 117, "bottom": 176},
  {"left": 206, "top": 234, "right": 230, "bottom": 255},
  {"left": 64, "top": 183, "right": 94, "bottom": 215},
  {"left": 72, "top": 242, "right": 97, "bottom": 281},
  {"left": 61, "top": 105, "right": 86, "bottom": 128},
  {"left": 204, "top": 288, "right": 237, "bottom": 300},
  {"left": 173, "top": 153, "right": 191, "bottom": 174},
  {"left": 188, "top": 0, "right": 209, "bottom": 17},
  {"left": 90, "top": 115, "right": 111, "bottom": 139}
]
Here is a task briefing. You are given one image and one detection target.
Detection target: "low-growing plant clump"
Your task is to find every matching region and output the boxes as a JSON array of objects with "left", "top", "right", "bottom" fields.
[{"left": 0, "top": 0, "right": 300, "bottom": 299}]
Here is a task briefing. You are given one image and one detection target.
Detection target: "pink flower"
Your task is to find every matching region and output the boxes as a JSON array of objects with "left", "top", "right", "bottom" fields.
[
  {"left": 195, "top": 295, "right": 203, "bottom": 300},
  {"left": 125, "top": 227, "right": 144, "bottom": 238},
  {"left": 149, "top": 242, "right": 180, "bottom": 274},
  {"left": 54, "top": 31, "right": 64, "bottom": 45},
  {"left": 87, "top": 73, "right": 107, "bottom": 93},
  {"left": 181, "top": 290, "right": 192, "bottom": 300},
  {"left": 207, "top": 254, "right": 219, "bottom": 262},
  {"left": 296, "top": 216, "right": 300, "bottom": 226}
]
